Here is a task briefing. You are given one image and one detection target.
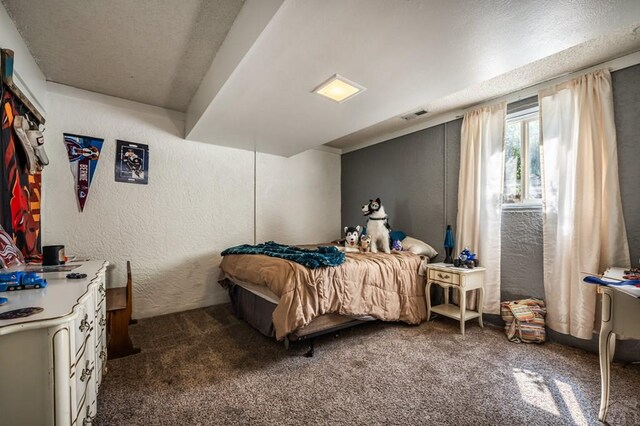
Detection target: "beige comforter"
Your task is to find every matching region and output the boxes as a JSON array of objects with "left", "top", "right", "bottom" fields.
[{"left": 220, "top": 251, "right": 427, "bottom": 340}]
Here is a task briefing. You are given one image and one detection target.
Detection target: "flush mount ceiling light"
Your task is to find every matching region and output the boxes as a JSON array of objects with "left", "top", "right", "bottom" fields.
[{"left": 312, "top": 74, "right": 366, "bottom": 103}]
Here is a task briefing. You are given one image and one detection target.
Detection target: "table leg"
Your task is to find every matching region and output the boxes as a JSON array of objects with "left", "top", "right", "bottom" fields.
[
  {"left": 598, "top": 292, "right": 614, "bottom": 423},
  {"left": 599, "top": 329, "right": 614, "bottom": 422},
  {"left": 477, "top": 287, "right": 484, "bottom": 328},
  {"left": 609, "top": 331, "right": 616, "bottom": 362},
  {"left": 444, "top": 285, "right": 449, "bottom": 306},
  {"left": 426, "top": 281, "right": 432, "bottom": 321},
  {"left": 459, "top": 288, "right": 466, "bottom": 336}
]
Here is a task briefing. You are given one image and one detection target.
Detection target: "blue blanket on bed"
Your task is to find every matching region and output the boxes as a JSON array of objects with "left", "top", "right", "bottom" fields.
[{"left": 221, "top": 241, "right": 345, "bottom": 269}]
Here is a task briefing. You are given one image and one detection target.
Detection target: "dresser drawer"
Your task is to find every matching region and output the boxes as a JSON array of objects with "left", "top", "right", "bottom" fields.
[
  {"left": 73, "top": 307, "right": 91, "bottom": 358},
  {"left": 95, "top": 279, "right": 106, "bottom": 339},
  {"left": 95, "top": 279, "right": 106, "bottom": 311},
  {"left": 95, "top": 309, "right": 106, "bottom": 340},
  {"left": 73, "top": 356, "right": 94, "bottom": 416},
  {"left": 73, "top": 391, "right": 91, "bottom": 426},
  {"left": 75, "top": 399, "right": 97, "bottom": 426},
  {"left": 95, "top": 337, "right": 107, "bottom": 389},
  {"left": 429, "top": 268, "right": 460, "bottom": 285}
]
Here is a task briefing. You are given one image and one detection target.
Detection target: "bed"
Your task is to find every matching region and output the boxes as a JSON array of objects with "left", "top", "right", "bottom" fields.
[{"left": 219, "top": 246, "right": 429, "bottom": 344}]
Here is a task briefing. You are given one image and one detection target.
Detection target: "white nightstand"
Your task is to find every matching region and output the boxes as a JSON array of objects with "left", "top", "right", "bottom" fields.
[{"left": 426, "top": 262, "right": 486, "bottom": 335}]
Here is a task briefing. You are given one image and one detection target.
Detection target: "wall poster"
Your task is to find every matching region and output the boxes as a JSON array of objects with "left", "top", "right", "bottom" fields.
[
  {"left": 115, "top": 140, "right": 148, "bottom": 185},
  {"left": 63, "top": 133, "right": 103, "bottom": 212}
]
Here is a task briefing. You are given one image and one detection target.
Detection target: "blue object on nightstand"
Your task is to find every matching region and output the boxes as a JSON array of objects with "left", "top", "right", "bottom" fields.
[
  {"left": 453, "top": 247, "right": 478, "bottom": 268},
  {"left": 444, "top": 225, "right": 455, "bottom": 264}
]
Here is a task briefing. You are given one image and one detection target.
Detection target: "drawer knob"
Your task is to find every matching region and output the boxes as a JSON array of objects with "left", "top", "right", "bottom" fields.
[
  {"left": 437, "top": 273, "right": 450, "bottom": 279},
  {"left": 79, "top": 314, "right": 90, "bottom": 332},
  {"left": 80, "top": 360, "right": 94, "bottom": 382}
]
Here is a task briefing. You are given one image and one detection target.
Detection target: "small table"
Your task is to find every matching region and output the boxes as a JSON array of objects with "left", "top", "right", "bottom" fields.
[
  {"left": 597, "top": 266, "right": 640, "bottom": 423},
  {"left": 425, "top": 263, "right": 486, "bottom": 335}
]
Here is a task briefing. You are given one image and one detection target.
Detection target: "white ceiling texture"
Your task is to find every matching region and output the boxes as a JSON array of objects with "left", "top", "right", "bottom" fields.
[
  {"left": 5, "top": 0, "right": 640, "bottom": 156},
  {"left": 1, "top": 0, "right": 246, "bottom": 111}
]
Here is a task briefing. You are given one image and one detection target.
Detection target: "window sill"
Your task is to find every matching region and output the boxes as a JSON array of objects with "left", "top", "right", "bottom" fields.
[{"left": 502, "top": 203, "right": 543, "bottom": 213}]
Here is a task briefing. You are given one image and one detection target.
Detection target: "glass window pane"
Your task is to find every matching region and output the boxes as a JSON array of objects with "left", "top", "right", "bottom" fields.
[
  {"left": 527, "top": 120, "right": 542, "bottom": 199},
  {"left": 503, "top": 121, "right": 522, "bottom": 203}
]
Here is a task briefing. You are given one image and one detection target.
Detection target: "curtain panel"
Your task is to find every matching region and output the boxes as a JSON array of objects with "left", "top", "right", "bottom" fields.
[
  {"left": 539, "top": 69, "right": 630, "bottom": 339},
  {"left": 456, "top": 102, "right": 505, "bottom": 314}
]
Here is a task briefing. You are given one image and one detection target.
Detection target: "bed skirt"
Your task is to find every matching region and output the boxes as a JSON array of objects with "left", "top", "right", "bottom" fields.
[{"left": 222, "top": 278, "right": 373, "bottom": 341}]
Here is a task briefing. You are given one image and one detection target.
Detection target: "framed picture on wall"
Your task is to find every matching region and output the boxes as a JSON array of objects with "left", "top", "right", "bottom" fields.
[{"left": 115, "top": 140, "right": 149, "bottom": 184}]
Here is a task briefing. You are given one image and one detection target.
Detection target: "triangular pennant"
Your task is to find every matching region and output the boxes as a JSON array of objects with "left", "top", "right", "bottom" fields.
[{"left": 63, "top": 134, "right": 103, "bottom": 212}]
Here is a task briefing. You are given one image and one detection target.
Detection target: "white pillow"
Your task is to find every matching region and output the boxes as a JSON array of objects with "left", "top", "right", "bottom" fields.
[{"left": 402, "top": 236, "right": 438, "bottom": 258}]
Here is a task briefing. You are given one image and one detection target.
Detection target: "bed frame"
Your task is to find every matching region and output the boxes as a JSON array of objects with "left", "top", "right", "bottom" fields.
[{"left": 222, "top": 278, "right": 373, "bottom": 355}]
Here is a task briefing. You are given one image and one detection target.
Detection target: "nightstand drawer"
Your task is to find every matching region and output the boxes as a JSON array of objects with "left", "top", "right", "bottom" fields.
[{"left": 429, "top": 269, "right": 460, "bottom": 285}]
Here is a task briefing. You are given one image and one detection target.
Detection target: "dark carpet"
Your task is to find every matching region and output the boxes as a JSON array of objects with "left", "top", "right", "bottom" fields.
[{"left": 96, "top": 305, "right": 640, "bottom": 425}]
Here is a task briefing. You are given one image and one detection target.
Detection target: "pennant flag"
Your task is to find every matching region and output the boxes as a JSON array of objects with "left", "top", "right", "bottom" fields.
[{"left": 63, "top": 134, "right": 103, "bottom": 212}]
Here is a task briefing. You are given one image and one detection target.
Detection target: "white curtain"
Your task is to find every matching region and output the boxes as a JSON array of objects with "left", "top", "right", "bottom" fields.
[
  {"left": 456, "top": 103, "right": 505, "bottom": 314},
  {"left": 540, "top": 69, "right": 630, "bottom": 339}
]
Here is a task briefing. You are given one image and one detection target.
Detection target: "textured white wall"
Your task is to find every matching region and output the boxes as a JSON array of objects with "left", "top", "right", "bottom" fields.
[
  {"left": 257, "top": 150, "right": 340, "bottom": 245},
  {"left": 42, "top": 83, "right": 340, "bottom": 318}
]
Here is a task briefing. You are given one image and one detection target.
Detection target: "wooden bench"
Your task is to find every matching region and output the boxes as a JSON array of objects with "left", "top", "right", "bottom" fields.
[{"left": 106, "top": 261, "right": 140, "bottom": 359}]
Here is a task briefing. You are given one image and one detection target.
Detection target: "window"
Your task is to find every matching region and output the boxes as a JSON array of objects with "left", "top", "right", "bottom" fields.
[{"left": 503, "top": 107, "right": 542, "bottom": 204}]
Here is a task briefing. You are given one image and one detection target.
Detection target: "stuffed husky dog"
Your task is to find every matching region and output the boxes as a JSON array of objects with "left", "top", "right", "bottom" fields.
[
  {"left": 362, "top": 198, "right": 391, "bottom": 254},
  {"left": 341, "top": 226, "right": 361, "bottom": 253}
]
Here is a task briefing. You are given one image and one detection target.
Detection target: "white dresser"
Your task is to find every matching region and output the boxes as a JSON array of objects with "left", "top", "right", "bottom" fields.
[{"left": 0, "top": 261, "right": 108, "bottom": 425}]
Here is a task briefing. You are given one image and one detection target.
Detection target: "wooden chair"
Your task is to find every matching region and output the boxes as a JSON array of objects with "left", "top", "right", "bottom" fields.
[{"left": 106, "top": 261, "right": 140, "bottom": 359}]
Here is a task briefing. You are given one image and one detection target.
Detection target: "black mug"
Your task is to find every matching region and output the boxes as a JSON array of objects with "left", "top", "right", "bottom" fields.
[{"left": 43, "top": 245, "right": 65, "bottom": 266}]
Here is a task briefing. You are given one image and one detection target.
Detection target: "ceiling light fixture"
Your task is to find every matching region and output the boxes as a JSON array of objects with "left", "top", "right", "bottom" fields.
[{"left": 312, "top": 74, "right": 366, "bottom": 103}]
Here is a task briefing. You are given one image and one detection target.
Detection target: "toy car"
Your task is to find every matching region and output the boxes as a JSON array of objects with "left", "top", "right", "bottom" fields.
[
  {"left": 453, "top": 247, "right": 479, "bottom": 269},
  {"left": 0, "top": 272, "right": 47, "bottom": 291}
]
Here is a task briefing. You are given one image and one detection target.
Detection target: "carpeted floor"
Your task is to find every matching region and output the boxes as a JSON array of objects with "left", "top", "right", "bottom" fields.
[{"left": 96, "top": 305, "right": 640, "bottom": 425}]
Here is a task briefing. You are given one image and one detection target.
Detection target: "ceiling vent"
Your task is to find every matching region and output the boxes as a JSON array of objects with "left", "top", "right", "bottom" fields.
[{"left": 401, "top": 109, "right": 428, "bottom": 120}]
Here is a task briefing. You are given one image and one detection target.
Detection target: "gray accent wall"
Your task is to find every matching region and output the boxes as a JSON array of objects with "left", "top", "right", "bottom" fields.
[
  {"left": 342, "top": 120, "right": 462, "bottom": 263},
  {"left": 613, "top": 65, "right": 640, "bottom": 267},
  {"left": 444, "top": 120, "right": 462, "bottom": 230},
  {"left": 342, "top": 64, "right": 640, "bottom": 360}
]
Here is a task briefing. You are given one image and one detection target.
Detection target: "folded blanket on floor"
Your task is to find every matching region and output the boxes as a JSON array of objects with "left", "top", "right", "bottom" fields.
[{"left": 221, "top": 241, "right": 345, "bottom": 269}]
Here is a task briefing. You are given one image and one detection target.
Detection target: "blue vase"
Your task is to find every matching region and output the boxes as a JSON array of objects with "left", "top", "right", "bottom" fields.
[{"left": 444, "top": 225, "right": 455, "bottom": 264}]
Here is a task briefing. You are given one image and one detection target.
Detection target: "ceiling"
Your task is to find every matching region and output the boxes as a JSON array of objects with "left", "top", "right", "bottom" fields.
[
  {"left": 4, "top": 0, "right": 640, "bottom": 156},
  {"left": 186, "top": 0, "right": 640, "bottom": 156},
  {"left": 1, "top": 0, "right": 245, "bottom": 111},
  {"left": 331, "top": 24, "right": 640, "bottom": 152}
]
